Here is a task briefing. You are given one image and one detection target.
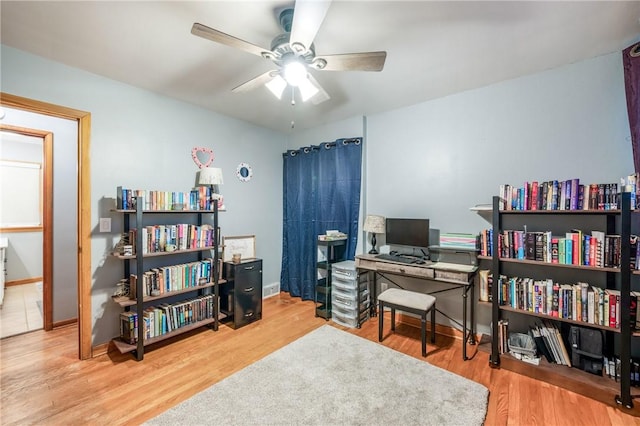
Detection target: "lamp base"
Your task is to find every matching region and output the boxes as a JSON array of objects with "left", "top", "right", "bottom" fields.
[{"left": 368, "top": 233, "right": 379, "bottom": 255}]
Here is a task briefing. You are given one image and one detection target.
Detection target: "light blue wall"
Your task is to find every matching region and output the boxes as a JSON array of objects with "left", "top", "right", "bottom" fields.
[
  {"left": 1, "top": 45, "right": 286, "bottom": 344},
  {"left": 329, "top": 52, "right": 633, "bottom": 334},
  {"left": 2, "top": 43, "right": 634, "bottom": 341},
  {"left": 366, "top": 52, "right": 632, "bottom": 237}
]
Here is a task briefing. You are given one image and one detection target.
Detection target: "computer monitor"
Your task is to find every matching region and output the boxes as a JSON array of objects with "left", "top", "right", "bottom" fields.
[{"left": 385, "top": 218, "right": 430, "bottom": 249}]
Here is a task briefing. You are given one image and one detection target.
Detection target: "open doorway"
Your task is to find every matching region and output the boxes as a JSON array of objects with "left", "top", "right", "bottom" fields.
[
  {"left": 0, "top": 93, "right": 92, "bottom": 360},
  {"left": 0, "top": 126, "right": 52, "bottom": 337}
]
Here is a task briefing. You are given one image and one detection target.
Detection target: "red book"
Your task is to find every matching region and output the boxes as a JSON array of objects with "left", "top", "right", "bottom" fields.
[
  {"left": 609, "top": 292, "right": 617, "bottom": 328},
  {"left": 531, "top": 181, "right": 539, "bottom": 210}
]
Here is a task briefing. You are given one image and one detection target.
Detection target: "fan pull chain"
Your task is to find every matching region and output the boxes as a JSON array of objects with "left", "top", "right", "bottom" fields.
[{"left": 290, "top": 87, "right": 296, "bottom": 129}]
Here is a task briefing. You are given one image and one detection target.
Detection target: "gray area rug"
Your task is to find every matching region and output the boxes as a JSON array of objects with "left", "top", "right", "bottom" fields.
[{"left": 146, "top": 325, "right": 489, "bottom": 426}]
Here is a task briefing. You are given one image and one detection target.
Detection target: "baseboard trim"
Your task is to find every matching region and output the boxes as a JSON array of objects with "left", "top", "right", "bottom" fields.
[
  {"left": 92, "top": 342, "right": 110, "bottom": 357},
  {"left": 6, "top": 277, "right": 43, "bottom": 287},
  {"left": 53, "top": 318, "right": 77, "bottom": 328}
]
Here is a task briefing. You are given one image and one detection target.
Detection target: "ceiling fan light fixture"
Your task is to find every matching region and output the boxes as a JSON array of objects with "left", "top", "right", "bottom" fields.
[
  {"left": 283, "top": 61, "right": 307, "bottom": 86},
  {"left": 298, "top": 77, "right": 319, "bottom": 102},
  {"left": 265, "top": 75, "right": 287, "bottom": 100}
]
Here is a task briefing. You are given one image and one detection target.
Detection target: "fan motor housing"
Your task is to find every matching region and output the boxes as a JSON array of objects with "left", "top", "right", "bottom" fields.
[{"left": 269, "top": 32, "right": 315, "bottom": 65}]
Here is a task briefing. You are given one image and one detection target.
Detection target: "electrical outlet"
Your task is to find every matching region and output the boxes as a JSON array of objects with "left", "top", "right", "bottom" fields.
[
  {"left": 99, "top": 218, "right": 111, "bottom": 233},
  {"left": 380, "top": 282, "right": 388, "bottom": 292}
]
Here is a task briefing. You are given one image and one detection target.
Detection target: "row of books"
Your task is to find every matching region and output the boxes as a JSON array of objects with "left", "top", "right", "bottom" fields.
[
  {"left": 496, "top": 274, "right": 636, "bottom": 329},
  {"left": 120, "top": 294, "right": 216, "bottom": 344},
  {"left": 603, "top": 356, "right": 640, "bottom": 385},
  {"left": 124, "top": 224, "right": 217, "bottom": 255},
  {"left": 116, "top": 186, "right": 219, "bottom": 211},
  {"left": 478, "top": 228, "right": 637, "bottom": 269},
  {"left": 498, "top": 173, "right": 638, "bottom": 211},
  {"left": 128, "top": 258, "right": 216, "bottom": 299}
]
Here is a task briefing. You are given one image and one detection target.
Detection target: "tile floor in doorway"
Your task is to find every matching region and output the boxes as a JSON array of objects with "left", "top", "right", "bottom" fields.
[{"left": 0, "top": 282, "right": 43, "bottom": 338}]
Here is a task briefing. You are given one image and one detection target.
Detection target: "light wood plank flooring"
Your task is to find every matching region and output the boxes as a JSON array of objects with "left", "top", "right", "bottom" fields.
[{"left": 1, "top": 292, "right": 640, "bottom": 425}]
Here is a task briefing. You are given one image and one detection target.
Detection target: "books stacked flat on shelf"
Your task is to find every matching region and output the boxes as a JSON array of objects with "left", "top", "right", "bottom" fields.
[
  {"left": 438, "top": 233, "right": 478, "bottom": 250},
  {"left": 318, "top": 231, "right": 347, "bottom": 241}
]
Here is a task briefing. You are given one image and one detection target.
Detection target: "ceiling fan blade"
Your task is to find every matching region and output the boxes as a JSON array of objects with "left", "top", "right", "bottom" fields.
[
  {"left": 191, "top": 23, "right": 270, "bottom": 58},
  {"left": 315, "top": 52, "right": 387, "bottom": 72},
  {"left": 307, "top": 74, "right": 330, "bottom": 105},
  {"left": 289, "top": 0, "right": 332, "bottom": 53},
  {"left": 232, "top": 71, "right": 277, "bottom": 93}
]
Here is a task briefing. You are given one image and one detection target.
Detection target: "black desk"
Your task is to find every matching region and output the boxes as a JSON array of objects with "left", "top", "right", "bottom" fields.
[{"left": 355, "top": 254, "right": 477, "bottom": 360}]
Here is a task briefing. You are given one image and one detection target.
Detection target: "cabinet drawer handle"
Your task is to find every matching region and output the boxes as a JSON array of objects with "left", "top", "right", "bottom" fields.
[
  {"left": 244, "top": 266, "right": 255, "bottom": 270},
  {"left": 243, "top": 287, "right": 254, "bottom": 292},
  {"left": 244, "top": 312, "right": 254, "bottom": 318}
]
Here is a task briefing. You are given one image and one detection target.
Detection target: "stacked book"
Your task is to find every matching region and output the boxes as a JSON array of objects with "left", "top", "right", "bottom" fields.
[{"left": 438, "top": 233, "right": 477, "bottom": 250}]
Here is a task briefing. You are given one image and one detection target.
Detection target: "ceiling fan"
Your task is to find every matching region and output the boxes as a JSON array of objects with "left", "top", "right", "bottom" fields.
[{"left": 191, "top": 0, "right": 386, "bottom": 105}]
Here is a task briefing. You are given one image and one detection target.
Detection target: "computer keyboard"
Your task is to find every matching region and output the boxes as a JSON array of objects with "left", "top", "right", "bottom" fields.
[{"left": 375, "top": 253, "right": 420, "bottom": 264}]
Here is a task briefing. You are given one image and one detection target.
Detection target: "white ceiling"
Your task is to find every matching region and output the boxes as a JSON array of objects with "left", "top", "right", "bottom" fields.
[{"left": 1, "top": 1, "right": 639, "bottom": 133}]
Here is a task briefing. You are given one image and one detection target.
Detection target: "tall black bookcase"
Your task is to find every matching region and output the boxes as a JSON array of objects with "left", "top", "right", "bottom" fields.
[
  {"left": 111, "top": 196, "right": 223, "bottom": 361},
  {"left": 489, "top": 192, "right": 637, "bottom": 408}
]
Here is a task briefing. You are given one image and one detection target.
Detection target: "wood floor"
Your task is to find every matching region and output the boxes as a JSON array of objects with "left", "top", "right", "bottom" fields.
[{"left": 2, "top": 292, "right": 640, "bottom": 426}]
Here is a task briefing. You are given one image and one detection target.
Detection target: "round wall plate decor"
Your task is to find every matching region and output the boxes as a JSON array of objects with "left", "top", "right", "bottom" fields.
[{"left": 236, "top": 162, "right": 253, "bottom": 182}]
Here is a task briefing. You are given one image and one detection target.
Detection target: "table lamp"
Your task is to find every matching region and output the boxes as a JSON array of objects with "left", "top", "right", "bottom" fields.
[
  {"left": 363, "top": 214, "right": 385, "bottom": 254},
  {"left": 197, "top": 167, "right": 224, "bottom": 209}
]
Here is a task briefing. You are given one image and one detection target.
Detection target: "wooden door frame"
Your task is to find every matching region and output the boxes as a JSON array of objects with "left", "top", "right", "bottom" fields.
[
  {"left": 1, "top": 92, "right": 92, "bottom": 360},
  {"left": 0, "top": 124, "right": 53, "bottom": 330}
]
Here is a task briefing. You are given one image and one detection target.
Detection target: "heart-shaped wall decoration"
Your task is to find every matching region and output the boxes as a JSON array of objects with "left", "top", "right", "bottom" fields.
[{"left": 191, "top": 147, "right": 215, "bottom": 169}]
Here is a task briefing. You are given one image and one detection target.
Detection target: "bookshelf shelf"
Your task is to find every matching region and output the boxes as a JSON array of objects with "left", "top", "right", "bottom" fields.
[
  {"left": 490, "top": 256, "right": 620, "bottom": 273},
  {"left": 498, "top": 209, "right": 626, "bottom": 215},
  {"left": 112, "top": 209, "right": 226, "bottom": 214},
  {"left": 478, "top": 339, "right": 638, "bottom": 410},
  {"left": 112, "top": 246, "right": 217, "bottom": 259},
  {"left": 111, "top": 195, "right": 222, "bottom": 361},
  {"left": 112, "top": 314, "right": 228, "bottom": 354},
  {"left": 112, "top": 280, "right": 227, "bottom": 307},
  {"left": 498, "top": 305, "right": 640, "bottom": 336},
  {"left": 490, "top": 192, "right": 638, "bottom": 409}
]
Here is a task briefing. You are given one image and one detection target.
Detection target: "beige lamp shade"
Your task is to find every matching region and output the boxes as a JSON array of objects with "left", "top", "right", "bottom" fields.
[
  {"left": 197, "top": 167, "right": 224, "bottom": 186},
  {"left": 363, "top": 215, "right": 385, "bottom": 234}
]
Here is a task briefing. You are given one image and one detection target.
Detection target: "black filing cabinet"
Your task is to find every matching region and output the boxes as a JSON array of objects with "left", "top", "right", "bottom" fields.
[{"left": 221, "top": 258, "right": 263, "bottom": 328}]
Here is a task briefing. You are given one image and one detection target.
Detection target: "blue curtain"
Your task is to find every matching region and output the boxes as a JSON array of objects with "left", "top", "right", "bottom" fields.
[{"left": 281, "top": 138, "right": 362, "bottom": 300}]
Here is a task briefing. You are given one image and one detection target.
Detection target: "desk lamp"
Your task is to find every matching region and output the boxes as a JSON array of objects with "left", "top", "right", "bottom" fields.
[
  {"left": 197, "top": 167, "right": 224, "bottom": 209},
  {"left": 363, "top": 215, "right": 385, "bottom": 254}
]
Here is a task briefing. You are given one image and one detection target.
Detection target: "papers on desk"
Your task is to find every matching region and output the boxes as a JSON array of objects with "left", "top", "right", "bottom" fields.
[{"left": 430, "top": 262, "right": 477, "bottom": 273}]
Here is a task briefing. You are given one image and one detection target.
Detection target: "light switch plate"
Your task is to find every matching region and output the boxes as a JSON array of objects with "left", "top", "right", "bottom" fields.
[{"left": 99, "top": 218, "right": 111, "bottom": 232}]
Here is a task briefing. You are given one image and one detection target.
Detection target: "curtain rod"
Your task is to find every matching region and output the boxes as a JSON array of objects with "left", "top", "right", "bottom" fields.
[{"left": 283, "top": 138, "right": 362, "bottom": 157}]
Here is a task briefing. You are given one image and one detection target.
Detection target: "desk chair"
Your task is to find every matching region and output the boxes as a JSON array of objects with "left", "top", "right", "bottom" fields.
[{"left": 378, "top": 288, "right": 436, "bottom": 357}]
